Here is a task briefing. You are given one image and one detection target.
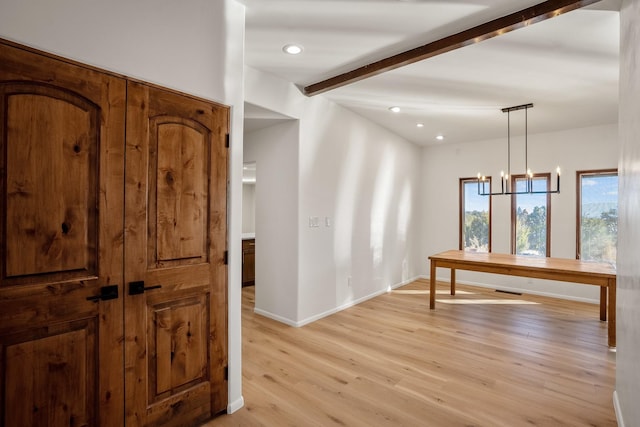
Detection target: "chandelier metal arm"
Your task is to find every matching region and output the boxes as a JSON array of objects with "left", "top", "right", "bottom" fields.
[{"left": 477, "top": 103, "right": 561, "bottom": 196}]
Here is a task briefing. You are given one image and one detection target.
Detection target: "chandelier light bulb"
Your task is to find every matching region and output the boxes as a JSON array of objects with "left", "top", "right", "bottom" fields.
[{"left": 477, "top": 104, "right": 560, "bottom": 196}]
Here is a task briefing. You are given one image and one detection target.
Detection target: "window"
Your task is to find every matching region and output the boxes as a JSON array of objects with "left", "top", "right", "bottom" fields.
[
  {"left": 511, "top": 174, "right": 550, "bottom": 257},
  {"left": 459, "top": 177, "right": 491, "bottom": 252},
  {"left": 577, "top": 169, "right": 618, "bottom": 263}
]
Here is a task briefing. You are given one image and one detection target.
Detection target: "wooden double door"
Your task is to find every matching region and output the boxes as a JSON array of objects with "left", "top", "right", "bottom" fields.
[{"left": 0, "top": 40, "right": 228, "bottom": 426}]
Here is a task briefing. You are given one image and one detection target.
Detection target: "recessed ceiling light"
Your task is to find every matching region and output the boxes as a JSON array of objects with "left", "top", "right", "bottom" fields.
[
  {"left": 436, "top": 135, "right": 445, "bottom": 141},
  {"left": 416, "top": 123, "right": 424, "bottom": 128},
  {"left": 389, "top": 106, "right": 401, "bottom": 113},
  {"left": 282, "top": 44, "right": 303, "bottom": 55}
]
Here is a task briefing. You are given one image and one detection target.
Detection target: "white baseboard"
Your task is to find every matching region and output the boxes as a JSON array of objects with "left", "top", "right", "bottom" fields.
[
  {"left": 253, "top": 308, "right": 298, "bottom": 327},
  {"left": 254, "top": 275, "right": 599, "bottom": 327},
  {"left": 613, "top": 390, "right": 625, "bottom": 427},
  {"left": 393, "top": 276, "right": 422, "bottom": 289},
  {"left": 295, "top": 289, "right": 386, "bottom": 327},
  {"left": 227, "top": 396, "right": 244, "bottom": 414},
  {"left": 424, "top": 275, "right": 600, "bottom": 305},
  {"left": 254, "top": 276, "right": 421, "bottom": 328},
  {"left": 294, "top": 276, "right": 418, "bottom": 327}
]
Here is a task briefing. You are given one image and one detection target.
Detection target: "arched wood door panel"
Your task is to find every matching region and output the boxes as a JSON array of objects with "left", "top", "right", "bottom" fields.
[
  {"left": 148, "top": 116, "right": 210, "bottom": 267},
  {"left": 1, "top": 82, "right": 99, "bottom": 282}
]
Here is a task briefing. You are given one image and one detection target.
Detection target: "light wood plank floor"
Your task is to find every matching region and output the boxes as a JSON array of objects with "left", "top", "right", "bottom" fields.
[{"left": 204, "top": 279, "right": 616, "bottom": 427}]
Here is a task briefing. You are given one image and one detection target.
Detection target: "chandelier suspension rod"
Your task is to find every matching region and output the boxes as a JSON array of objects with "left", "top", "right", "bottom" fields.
[
  {"left": 525, "top": 105, "right": 528, "bottom": 176},
  {"left": 507, "top": 109, "right": 511, "bottom": 191},
  {"left": 477, "top": 102, "right": 559, "bottom": 196},
  {"left": 503, "top": 103, "right": 533, "bottom": 193}
]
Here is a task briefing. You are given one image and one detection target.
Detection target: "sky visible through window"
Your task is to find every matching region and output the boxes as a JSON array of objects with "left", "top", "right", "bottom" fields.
[
  {"left": 580, "top": 173, "right": 618, "bottom": 263},
  {"left": 465, "top": 184, "right": 488, "bottom": 212},
  {"left": 582, "top": 175, "right": 618, "bottom": 214},
  {"left": 469, "top": 176, "right": 617, "bottom": 209},
  {"left": 466, "top": 177, "right": 547, "bottom": 211},
  {"left": 462, "top": 180, "right": 490, "bottom": 252},
  {"left": 515, "top": 177, "right": 546, "bottom": 212}
]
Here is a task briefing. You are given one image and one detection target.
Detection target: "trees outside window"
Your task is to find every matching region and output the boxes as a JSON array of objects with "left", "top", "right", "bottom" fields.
[
  {"left": 459, "top": 178, "right": 491, "bottom": 252},
  {"left": 577, "top": 170, "right": 617, "bottom": 263},
  {"left": 511, "top": 174, "right": 551, "bottom": 257}
]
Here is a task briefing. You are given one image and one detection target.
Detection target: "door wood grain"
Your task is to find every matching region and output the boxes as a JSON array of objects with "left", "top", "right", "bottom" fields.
[
  {"left": 0, "top": 40, "right": 125, "bottom": 427},
  {"left": 0, "top": 38, "right": 229, "bottom": 427},
  {"left": 124, "top": 81, "right": 228, "bottom": 426}
]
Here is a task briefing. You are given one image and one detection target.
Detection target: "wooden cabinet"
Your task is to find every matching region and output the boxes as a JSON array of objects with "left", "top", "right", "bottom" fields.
[
  {"left": 242, "top": 239, "right": 255, "bottom": 286},
  {"left": 0, "top": 39, "right": 229, "bottom": 427}
]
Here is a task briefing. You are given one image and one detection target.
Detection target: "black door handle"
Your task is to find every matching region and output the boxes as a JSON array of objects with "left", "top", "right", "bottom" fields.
[
  {"left": 86, "top": 285, "right": 119, "bottom": 302},
  {"left": 128, "top": 281, "right": 162, "bottom": 295}
]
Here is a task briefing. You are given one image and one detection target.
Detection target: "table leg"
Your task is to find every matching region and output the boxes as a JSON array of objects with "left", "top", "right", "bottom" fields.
[
  {"left": 451, "top": 269, "right": 456, "bottom": 296},
  {"left": 600, "top": 286, "right": 607, "bottom": 321},
  {"left": 430, "top": 260, "right": 436, "bottom": 309},
  {"left": 608, "top": 278, "right": 616, "bottom": 348}
]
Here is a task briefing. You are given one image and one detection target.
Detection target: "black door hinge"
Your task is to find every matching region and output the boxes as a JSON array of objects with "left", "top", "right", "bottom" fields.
[
  {"left": 224, "top": 250, "right": 228, "bottom": 265},
  {"left": 225, "top": 133, "right": 230, "bottom": 148},
  {"left": 224, "top": 365, "right": 228, "bottom": 381}
]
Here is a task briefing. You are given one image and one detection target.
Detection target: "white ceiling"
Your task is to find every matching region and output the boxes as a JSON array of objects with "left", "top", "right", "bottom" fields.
[{"left": 240, "top": 0, "right": 620, "bottom": 146}]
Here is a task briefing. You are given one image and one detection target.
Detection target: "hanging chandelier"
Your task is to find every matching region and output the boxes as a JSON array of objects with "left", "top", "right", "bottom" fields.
[{"left": 477, "top": 103, "right": 560, "bottom": 196}]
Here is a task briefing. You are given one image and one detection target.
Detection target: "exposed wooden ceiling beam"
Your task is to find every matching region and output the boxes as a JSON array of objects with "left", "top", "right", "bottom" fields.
[{"left": 303, "top": 0, "right": 601, "bottom": 96}]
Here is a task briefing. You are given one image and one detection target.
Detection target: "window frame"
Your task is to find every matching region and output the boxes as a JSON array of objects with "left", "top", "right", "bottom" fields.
[
  {"left": 510, "top": 173, "right": 551, "bottom": 257},
  {"left": 459, "top": 177, "right": 492, "bottom": 253},
  {"left": 575, "top": 168, "right": 618, "bottom": 260}
]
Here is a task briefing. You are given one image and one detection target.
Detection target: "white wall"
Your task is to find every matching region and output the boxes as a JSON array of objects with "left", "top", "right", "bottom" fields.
[
  {"left": 244, "top": 67, "right": 422, "bottom": 325},
  {"left": 242, "top": 184, "right": 256, "bottom": 234},
  {"left": 422, "top": 124, "right": 618, "bottom": 302},
  {"left": 0, "top": 0, "right": 228, "bottom": 101},
  {"left": 223, "top": 2, "right": 246, "bottom": 414},
  {"left": 297, "top": 97, "right": 422, "bottom": 323},
  {"left": 615, "top": 1, "right": 640, "bottom": 425},
  {"left": 244, "top": 121, "right": 300, "bottom": 323},
  {"left": 0, "top": 0, "right": 246, "bottom": 413}
]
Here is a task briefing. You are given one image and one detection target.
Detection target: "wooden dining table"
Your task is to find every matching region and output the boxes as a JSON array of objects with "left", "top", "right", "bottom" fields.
[{"left": 428, "top": 250, "right": 617, "bottom": 347}]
